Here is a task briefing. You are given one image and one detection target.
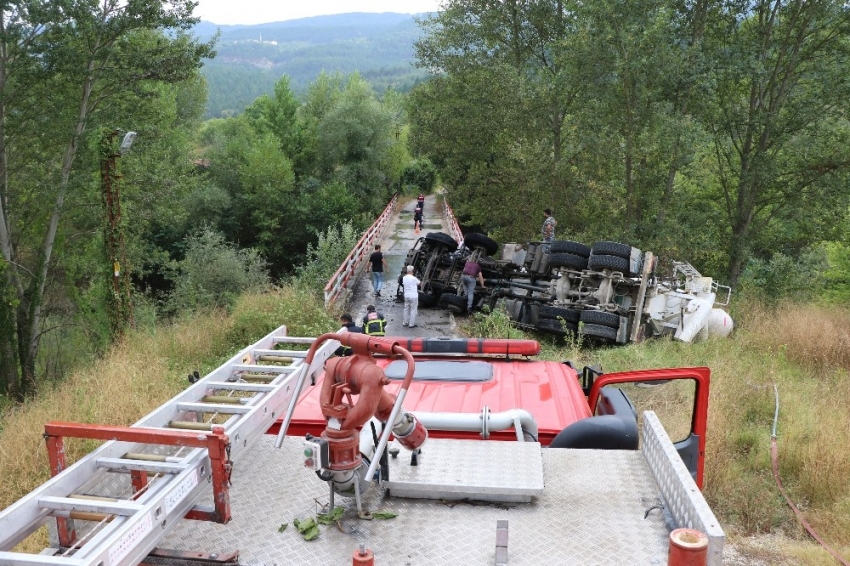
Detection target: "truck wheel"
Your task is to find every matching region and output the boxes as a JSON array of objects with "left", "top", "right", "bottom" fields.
[
  {"left": 580, "top": 323, "right": 618, "bottom": 341},
  {"left": 424, "top": 232, "right": 459, "bottom": 252},
  {"left": 438, "top": 293, "right": 468, "bottom": 314},
  {"left": 591, "top": 241, "right": 632, "bottom": 259},
  {"left": 550, "top": 240, "right": 591, "bottom": 257},
  {"left": 463, "top": 233, "right": 499, "bottom": 256},
  {"left": 536, "top": 317, "right": 578, "bottom": 335},
  {"left": 418, "top": 291, "right": 438, "bottom": 307},
  {"left": 588, "top": 253, "right": 630, "bottom": 274},
  {"left": 580, "top": 310, "right": 622, "bottom": 328},
  {"left": 549, "top": 252, "right": 588, "bottom": 271},
  {"left": 539, "top": 306, "right": 580, "bottom": 324}
]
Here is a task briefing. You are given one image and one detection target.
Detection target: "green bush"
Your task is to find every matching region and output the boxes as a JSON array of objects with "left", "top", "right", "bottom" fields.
[
  {"left": 737, "top": 248, "right": 827, "bottom": 302},
  {"left": 166, "top": 227, "right": 269, "bottom": 314},
  {"left": 296, "top": 222, "right": 361, "bottom": 292},
  {"left": 400, "top": 158, "right": 436, "bottom": 195}
]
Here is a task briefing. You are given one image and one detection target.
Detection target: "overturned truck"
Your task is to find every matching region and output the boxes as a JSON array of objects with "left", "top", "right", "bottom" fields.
[{"left": 403, "top": 232, "right": 734, "bottom": 344}]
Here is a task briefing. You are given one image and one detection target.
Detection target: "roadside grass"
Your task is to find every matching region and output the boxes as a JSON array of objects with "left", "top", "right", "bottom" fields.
[
  {"left": 0, "top": 284, "right": 335, "bottom": 553},
  {"left": 463, "top": 301, "right": 850, "bottom": 562}
]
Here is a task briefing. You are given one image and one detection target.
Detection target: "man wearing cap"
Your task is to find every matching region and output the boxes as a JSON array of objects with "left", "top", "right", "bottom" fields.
[
  {"left": 401, "top": 265, "right": 421, "bottom": 328},
  {"left": 362, "top": 305, "right": 387, "bottom": 336}
]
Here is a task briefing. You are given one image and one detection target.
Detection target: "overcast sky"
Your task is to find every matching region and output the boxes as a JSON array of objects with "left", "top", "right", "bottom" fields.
[{"left": 194, "top": 0, "right": 443, "bottom": 26}]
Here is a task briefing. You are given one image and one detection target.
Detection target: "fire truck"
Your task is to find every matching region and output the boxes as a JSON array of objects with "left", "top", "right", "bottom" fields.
[
  {"left": 403, "top": 232, "right": 734, "bottom": 344},
  {"left": 0, "top": 327, "right": 724, "bottom": 565}
]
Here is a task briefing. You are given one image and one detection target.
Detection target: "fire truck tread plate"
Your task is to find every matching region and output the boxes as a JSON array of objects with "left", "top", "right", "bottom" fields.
[{"left": 159, "top": 436, "right": 670, "bottom": 565}]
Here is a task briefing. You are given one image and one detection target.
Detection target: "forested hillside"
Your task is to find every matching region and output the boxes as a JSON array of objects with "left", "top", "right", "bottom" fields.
[
  {"left": 195, "top": 13, "right": 429, "bottom": 117},
  {"left": 408, "top": 1, "right": 850, "bottom": 294}
]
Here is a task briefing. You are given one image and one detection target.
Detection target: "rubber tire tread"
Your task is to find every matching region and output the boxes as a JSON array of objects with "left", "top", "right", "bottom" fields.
[
  {"left": 464, "top": 233, "right": 499, "bottom": 256},
  {"left": 438, "top": 293, "right": 468, "bottom": 314},
  {"left": 588, "top": 254, "right": 630, "bottom": 274},
  {"left": 539, "top": 306, "right": 580, "bottom": 323},
  {"left": 580, "top": 310, "right": 622, "bottom": 328},
  {"left": 418, "top": 291, "right": 438, "bottom": 307},
  {"left": 550, "top": 240, "right": 591, "bottom": 257},
  {"left": 591, "top": 241, "right": 632, "bottom": 259},
  {"left": 536, "top": 318, "right": 578, "bottom": 335},
  {"left": 580, "top": 323, "right": 618, "bottom": 341},
  {"left": 549, "top": 252, "right": 589, "bottom": 271},
  {"left": 424, "top": 232, "right": 459, "bottom": 252}
]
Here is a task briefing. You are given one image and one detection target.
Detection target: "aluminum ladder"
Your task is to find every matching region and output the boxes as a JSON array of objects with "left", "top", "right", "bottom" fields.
[{"left": 0, "top": 325, "right": 336, "bottom": 566}]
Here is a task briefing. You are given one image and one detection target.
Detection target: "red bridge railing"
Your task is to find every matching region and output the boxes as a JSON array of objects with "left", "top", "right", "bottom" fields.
[
  {"left": 323, "top": 194, "right": 398, "bottom": 307},
  {"left": 440, "top": 193, "right": 464, "bottom": 243}
]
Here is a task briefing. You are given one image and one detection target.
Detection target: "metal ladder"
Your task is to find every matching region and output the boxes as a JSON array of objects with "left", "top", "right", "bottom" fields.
[{"left": 0, "top": 325, "right": 336, "bottom": 566}]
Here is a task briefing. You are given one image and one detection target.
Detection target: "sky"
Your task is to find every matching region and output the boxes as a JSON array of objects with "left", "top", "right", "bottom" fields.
[{"left": 193, "top": 0, "right": 443, "bottom": 26}]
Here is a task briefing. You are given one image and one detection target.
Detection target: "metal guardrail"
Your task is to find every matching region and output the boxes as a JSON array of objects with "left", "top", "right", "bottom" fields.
[
  {"left": 440, "top": 195, "right": 464, "bottom": 244},
  {"left": 323, "top": 193, "right": 399, "bottom": 307}
]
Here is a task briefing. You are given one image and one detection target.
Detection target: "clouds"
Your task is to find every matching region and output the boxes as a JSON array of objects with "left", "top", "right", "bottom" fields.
[{"left": 194, "top": 0, "right": 442, "bottom": 25}]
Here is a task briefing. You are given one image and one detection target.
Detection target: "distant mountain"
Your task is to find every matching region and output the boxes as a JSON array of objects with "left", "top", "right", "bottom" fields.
[{"left": 195, "top": 13, "right": 433, "bottom": 118}]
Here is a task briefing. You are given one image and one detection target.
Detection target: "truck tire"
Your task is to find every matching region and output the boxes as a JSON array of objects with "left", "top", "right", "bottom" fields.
[
  {"left": 424, "top": 232, "right": 459, "bottom": 252},
  {"left": 539, "top": 306, "right": 580, "bottom": 324},
  {"left": 550, "top": 240, "right": 591, "bottom": 257},
  {"left": 438, "top": 293, "right": 468, "bottom": 314},
  {"left": 580, "top": 310, "right": 622, "bottom": 328},
  {"left": 463, "top": 233, "right": 499, "bottom": 256},
  {"left": 591, "top": 241, "right": 632, "bottom": 259},
  {"left": 588, "top": 253, "right": 630, "bottom": 274},
  {"left": 549, "top": 252, "right": 588, "bottom": 271},
  {"left": 418, "top": 291, "right": 438, "bottom": 307},
  {"left": 580, "top": 323, "right": 618, "bottom": 341},
  {"left": 536, "top": 317, "right": 578, "bottom": 335}
]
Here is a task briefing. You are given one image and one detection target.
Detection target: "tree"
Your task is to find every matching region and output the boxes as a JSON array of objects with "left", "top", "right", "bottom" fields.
[
  {"left": 699, "top": 0, "right": 850, "bottom": 286},
  {"left": 0, "top": 1, "right": 214, "bottom": 398}
]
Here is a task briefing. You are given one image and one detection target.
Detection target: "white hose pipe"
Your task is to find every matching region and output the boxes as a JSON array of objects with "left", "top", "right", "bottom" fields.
[{"left": 412, "top": 408, "right": 539, "bottom": 441}]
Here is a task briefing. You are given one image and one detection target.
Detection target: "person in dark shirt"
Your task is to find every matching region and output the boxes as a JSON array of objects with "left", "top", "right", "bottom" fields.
[
  {"left": 417, "top": 193, "right": 425, "bottom": 211},
  {"left": 458, "top": 256, "right": 486, "bottom": 313},
  {"left": 362, "top": 304, "right": 387, "bottom": 336},
  {"left": 368, "top": 244, "right": 388, "bottom": 297},
  {"left": 335, "top": 313, "right": 363, "bottom": 356},
  {"left": 413, "top": 205, "right": 424, "bottom": 233}
]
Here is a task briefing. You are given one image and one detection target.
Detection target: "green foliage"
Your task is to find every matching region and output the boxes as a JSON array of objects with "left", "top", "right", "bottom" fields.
[
  {"left": 822, "top": 242, "right": 850, "bottom": 304},
  {"left": 400, "top": 159, "right": 436, "bottom": 194},
  {"left": 737, "top": 249, "right": 828, "bottom": 303},
  {"left": 296, "top": 222, "right": 362, "bottom": 292},
  {"left": 465, "top": 304, "right": 526, "bottom": 340},
  {"left": 166, "top": 228, "right": 269, "bottom": 314}
]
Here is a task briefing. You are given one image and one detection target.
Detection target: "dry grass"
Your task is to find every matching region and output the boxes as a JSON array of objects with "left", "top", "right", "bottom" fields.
[{"left": 0, "top": 284, "right": 336, "bottom": 553}]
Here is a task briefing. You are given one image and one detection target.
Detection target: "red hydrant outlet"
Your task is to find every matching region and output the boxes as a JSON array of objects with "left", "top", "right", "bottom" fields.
[
  {"left": 352, "top": 544, "right": 375, "bottom": 566},
  {"left": 667, "top": 528, "right": 708, "bottom": 566}
]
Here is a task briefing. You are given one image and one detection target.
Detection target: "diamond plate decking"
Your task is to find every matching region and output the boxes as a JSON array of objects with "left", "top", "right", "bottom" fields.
[{"left": 160, "top": 436, "right": 671, "bottom": 565}]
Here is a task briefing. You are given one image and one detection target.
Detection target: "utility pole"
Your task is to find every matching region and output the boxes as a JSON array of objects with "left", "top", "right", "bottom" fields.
[{"left": 100, "top": 129, "right": 136, "bottom": 340}]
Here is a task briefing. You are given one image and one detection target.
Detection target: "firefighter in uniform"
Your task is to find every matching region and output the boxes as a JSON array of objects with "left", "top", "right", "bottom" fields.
[{"left": 362, "top": 305, "right": 387, "bottom": 337}]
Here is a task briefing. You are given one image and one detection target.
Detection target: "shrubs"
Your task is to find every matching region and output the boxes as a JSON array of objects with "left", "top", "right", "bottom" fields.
[{"left": 166, "top": 227, "right": 269, "bottom": 313}]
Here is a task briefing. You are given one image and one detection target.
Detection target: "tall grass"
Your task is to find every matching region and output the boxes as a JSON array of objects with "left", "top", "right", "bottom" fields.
[{"left": 0, "top": 284, "right": 336, "bottom": 552}]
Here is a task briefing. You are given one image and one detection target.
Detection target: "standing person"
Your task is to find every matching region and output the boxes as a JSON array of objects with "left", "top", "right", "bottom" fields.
[
  {"left": 362, "top": 305, "right": 387, "bottom": 336},
  {"left": 458, "top": 255, "right": 486, "bottom": 314},
  {"left": 417, "top": 193, "right": 425, "bottom": 211},
  {"left": 401, "top": 265, "right": 421, "bottom": 328},
  {"left": 542, "top": 208, "right": 557, "bottom": 252},
  {"left": 413, "top": 204, "right": 423, "bottom": 233},
  {"left": 368, "top": 244, "right": 388, "bottom": 297},
  {"left": 335, "top": 313, "right": 362, "bottom": 356}
]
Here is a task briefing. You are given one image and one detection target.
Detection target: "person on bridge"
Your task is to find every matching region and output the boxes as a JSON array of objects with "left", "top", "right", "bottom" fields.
[
  {"left": 368, "top": 244, "right": 388, "bottom": 297},
  {"left": 362, "top": 304, "right": 387, "bottom": 336},
  {"left": 417, "top": 193, "right": 425, "bottom": 210},
  {"left": 402, "top": 265, "right": 421, "bottom": 328},
  {"left": 459, "top": 256, "right": 486, "bottom": 314},
  {"left": 335, "top": 313, "right": 363, "bottom": 356},
  {"left": 413, "top": 204, "right": 424, "bottom": 233},
  {"left": 542, "top": 208, "right": 557, "bottom": 252}
]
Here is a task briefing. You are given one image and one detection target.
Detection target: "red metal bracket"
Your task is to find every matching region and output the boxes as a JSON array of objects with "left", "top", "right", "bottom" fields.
[{"left": 44, "top": 421, "right": 233, "bottom": 546}]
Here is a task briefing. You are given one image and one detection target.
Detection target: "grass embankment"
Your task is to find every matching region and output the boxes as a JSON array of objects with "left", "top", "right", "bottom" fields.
[
  {"left": 0, "top": 285, "right": 337, "bottom": 553},
  {"left": 527, "top": 303, "right": 850, "bottom": 565}
]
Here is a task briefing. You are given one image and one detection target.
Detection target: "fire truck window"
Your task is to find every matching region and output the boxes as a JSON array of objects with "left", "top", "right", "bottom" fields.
[
  {"left": 611, "top": 379, "right": 695, "bottom": 443},
  {"left": 384, "top": 360, "right": 494, "bottom": 382}
]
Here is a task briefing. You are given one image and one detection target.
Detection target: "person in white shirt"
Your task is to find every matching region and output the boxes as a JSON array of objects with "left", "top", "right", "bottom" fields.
[{"left": 401, "top": 265, "right": 421, "bottom": 328}]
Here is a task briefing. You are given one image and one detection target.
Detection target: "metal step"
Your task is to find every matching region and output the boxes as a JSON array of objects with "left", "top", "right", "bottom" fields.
[{"left": 0, "top": 326, "right": 336, "bottom": 566}]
